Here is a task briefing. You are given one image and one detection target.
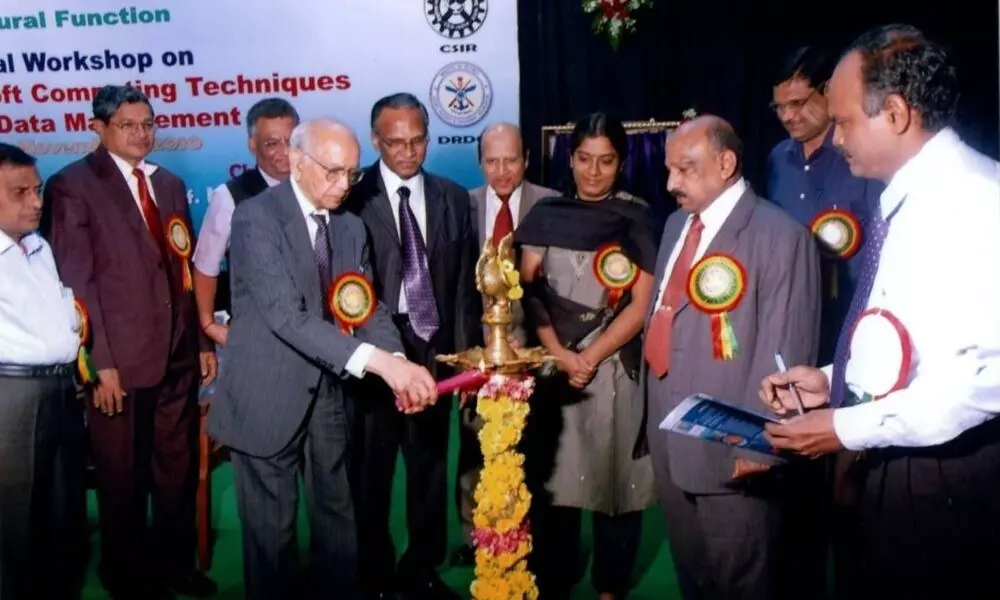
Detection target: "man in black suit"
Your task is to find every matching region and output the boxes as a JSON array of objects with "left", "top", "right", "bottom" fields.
[
  {"left": 348, "top": 93, "right": 479, "bottom": 599},
  {"left": 207, "top": 118, "right": 438, "bottom": 600}
]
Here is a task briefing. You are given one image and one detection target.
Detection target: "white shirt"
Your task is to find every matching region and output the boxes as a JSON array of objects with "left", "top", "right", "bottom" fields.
[
  {"left": 290, "top": 178, "right": 374, "bottom": 379},
  {"left": 829, "top": 128, "right": 1000, "bottom": 450},
  {"left": 193, "top": 168, "right": 281, "bottom": 276},
  {"left": 0, "top": 231, "right": 80, "bottom": 365},
  {"left": 379, "top": 161, "right": 427, "bottom": 314},
  {"left": 108, "top": 151, "right": 159, "bottom": 222},
  {"left": 484, "top": 184, "right": 524, "bottom": 240},
  {"left": 653, "top": 178, "right": 748, "bottom": 307}
]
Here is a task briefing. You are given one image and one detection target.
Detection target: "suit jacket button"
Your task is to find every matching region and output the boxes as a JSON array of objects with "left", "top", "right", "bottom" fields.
[
  {"left": 307, "top": 386, "right": 318, "bottom": 395},
  {"left": 165, "top": 300, "right": 171, "bottom": 306}
]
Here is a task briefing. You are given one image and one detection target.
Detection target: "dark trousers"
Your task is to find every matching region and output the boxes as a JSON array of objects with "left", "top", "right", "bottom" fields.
[
  {"left": 455, "top": 401, "right": 482, "bottom": 545},
  {"left": 853, "top": 420, "right": 1000, "bottom": 600},
  {"left": 89, "top": 355, "right": 199, "bottom": 590},
  {"left": 354, "top": 317, "right": 450, "bottom": 589},
  {"left": 0, "top": 373, "right": 86, "bottom": 600},
  {"left": 230, "top": 379, "right": 358, "bottom": 600},
  {"left": 529, "top": 504, "right": 642, "bottom": 598},
  {"left": 653, "top": 458, "right": 825, "bottom": 600}
]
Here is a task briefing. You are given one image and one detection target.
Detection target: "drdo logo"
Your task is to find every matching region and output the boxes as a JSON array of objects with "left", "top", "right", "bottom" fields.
[
  {"left": 425, "top": 0, "right": 487, "bottom": 39},
  {"left": 429, "top": 62, "right": 493, "bottom": 128}
]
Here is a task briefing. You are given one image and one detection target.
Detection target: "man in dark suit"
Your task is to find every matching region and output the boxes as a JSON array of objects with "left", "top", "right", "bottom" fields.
[
  {"left": 451, "top": 122, "right": 558, "bottom": 566},
  {"left": 639, "top": 116, "right": 822, "bottom": 599},
  {"left": 207, "top": 118, "right": 438, "bottom": 600},
  {"left": 347, "top": 92, "right": 479, "bottom": 599},
  {"left": 44, "top": 85, "right": 217, "bottom": 600}
]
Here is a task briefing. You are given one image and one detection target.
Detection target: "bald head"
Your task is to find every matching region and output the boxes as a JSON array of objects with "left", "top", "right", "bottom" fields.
[
  {"left": 478, "top": 122, "right": 528, "bottom": 197},
  {"left": 665, "top": 114, "right": 743, "bottom": 214},
  {"left": 289, "top": 118, "right": 362, "bottom": 210}
]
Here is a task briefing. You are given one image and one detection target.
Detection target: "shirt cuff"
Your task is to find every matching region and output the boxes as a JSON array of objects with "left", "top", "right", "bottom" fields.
[
  {"left": 345, "top": 343, "right": 375, "bottom": 379},
  {"left": 832, "top": 402, "right": 887, "bottom": 451}
]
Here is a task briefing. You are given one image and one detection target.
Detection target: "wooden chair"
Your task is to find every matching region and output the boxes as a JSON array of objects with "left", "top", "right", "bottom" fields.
[{"left": 196, "top": 395, "right": 229, "bottom": 572}]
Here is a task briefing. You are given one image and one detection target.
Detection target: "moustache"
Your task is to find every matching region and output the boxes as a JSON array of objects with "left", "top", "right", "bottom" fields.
[{"left": 669, "top": 190, "right": 686, "bottom": 199}]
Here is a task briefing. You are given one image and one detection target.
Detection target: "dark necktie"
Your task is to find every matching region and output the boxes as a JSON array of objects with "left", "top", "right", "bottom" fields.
[
  {"left": 829, "top": 201, "right": 898, "bottom": 407},
  {"left": 644, "top": 215, "right": 704, "bottom": 378},
  {"left": 133, "top": 167, "right": 169, "bottom": 262},
  {"left": 397, "top": 186, "right": 439, "bottom": 341},
  {"left": 492, "top": 193, "right": 514, "bottom": 245},
  {"left": 312, "top": 213, "right": 333, "bottom": 316}
]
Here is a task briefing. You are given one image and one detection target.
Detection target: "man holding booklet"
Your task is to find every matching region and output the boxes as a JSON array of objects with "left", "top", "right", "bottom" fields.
[
  {"left": 760, "top": 25, "right": 1000, "bottom": 600},
  {"left": 639, "top": 115, "right": 823, "bottom": 600}
]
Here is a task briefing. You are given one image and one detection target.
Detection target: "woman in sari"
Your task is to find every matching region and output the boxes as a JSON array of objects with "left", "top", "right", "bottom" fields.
[{"left": 515, "top": 113, "right": 658, "bottom": 599}]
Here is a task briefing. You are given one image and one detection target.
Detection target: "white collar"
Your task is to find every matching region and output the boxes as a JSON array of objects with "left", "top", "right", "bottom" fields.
[
  {"left": 696, "top": 177, "right": 747, "bottom": 227},
  {"left": 378, "top": 161, "right": 423, "bottom": 197},
  {"left": 290, "top": 178, "right": 329, "bottom": 221},
  {"left": 258, "top": 167, "right": 282, "bottom": 187},
  {"left": 486, "top": 183, "right": 523, "bottom": 205},
  {"left": 0, "top": 230, "right": 43, "bottom": 257},
  {"left": 108, "top": 150, "right": 158, "bottom": 181},
  {"left": 879, "top": 127, "right": 959, "bottom": 218}
]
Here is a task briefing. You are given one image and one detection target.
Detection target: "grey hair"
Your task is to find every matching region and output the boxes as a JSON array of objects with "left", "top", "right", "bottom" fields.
[
  {"left": 477, "top": 122, "right": 526, "bottom": 163},
  {"left": 289, "top": 118, "right": 358, "bottom": 155}
]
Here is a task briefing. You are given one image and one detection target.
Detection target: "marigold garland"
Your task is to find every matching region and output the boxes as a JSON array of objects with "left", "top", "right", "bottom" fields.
[{"left": 470, "top": 375, "right": 539, "bottom": 600}]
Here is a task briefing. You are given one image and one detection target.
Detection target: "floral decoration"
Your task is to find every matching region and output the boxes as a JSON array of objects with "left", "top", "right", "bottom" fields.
[
  {"left": 470, "top": 375, "right": 539, "bottom": 600},
  {"left": 582, "top": 0, "right": 654, "bottom": 48},
  {"left": 500, "top": 259, "right": 524, "bottom": 301}
]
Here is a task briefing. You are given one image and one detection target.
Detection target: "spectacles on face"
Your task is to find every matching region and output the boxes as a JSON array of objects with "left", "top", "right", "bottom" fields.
[
  {"left": 378, "top": 135, "right": 428, "bottom": 153},
  {"left": 303, "top": 152, "right": 364, "bottom": 186},
  {"left": 258, "top": 137, "right": 290, "bottom": 154},
  {"left": 769, "top": 89, "right": 818, "bottom": 115},
  {"left": 110, "top": 119, "right": 158, "bottom": 135}
]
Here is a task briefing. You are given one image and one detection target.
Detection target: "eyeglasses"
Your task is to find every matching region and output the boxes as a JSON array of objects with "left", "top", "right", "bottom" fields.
[
  {"left": 769, "top": 89, "right": 818, "bottom": 114},
  {"left": 378, "top": 135, "right": 428, "bottom": 153},
  {"left": 303, "top": 152, "right": 364, "bottom": 186},
  {"left": 111, "top": 120, "right": 157, "bottom": 135}
]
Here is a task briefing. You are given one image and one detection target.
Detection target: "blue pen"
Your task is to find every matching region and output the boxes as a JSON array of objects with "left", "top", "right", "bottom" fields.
[{"left": 774, "top": 352, "right": 806, "bottom": 415}]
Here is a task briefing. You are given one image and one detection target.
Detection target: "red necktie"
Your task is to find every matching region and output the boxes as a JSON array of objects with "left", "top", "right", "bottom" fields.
[
  {"left": 644, "top": 215, "right": 704, "bottom": 377},
  {"left": 133, "top": 167, "right": 169, "bottom": 261},
  {"left": 492, "top": 194, "right": 514, "bottom": 245}
]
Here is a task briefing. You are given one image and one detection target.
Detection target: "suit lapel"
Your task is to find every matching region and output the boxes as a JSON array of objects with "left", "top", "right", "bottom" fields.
[
  {"left": 88, "top": 148, "right": 161, "bottom": 261},
  {"left": 675, "top": 189, "right": 758, "bottom": 316},
  {"left": 475, "top": 187, "right": 487, "bottom": 248},
  {"left": 647, "top": 213, "right": 687, "bottom": 324},
  {"left": 326, "top": 211, "right": 356, "bottom": 278},
  {"left": 517, "top": 183, "right": 539, "bottom": 226},
  {"left": 278, "top": 183, "right": 322, "bottom": 312},
  {"left": 423, "top": 173, "right": 447, "bottom": 258},
  {"left": 367, "top": 165, "right": 399, "bottom": 243}
]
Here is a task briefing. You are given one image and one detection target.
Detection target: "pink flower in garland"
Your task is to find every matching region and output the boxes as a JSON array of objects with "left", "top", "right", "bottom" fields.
[{"left": 473, "top": 521, "right": 532, "bottom": 554}]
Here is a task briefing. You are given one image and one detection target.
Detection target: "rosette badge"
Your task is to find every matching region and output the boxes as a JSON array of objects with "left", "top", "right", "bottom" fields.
[
  {"left": 327, "top": 272, "right": 376, "bottom": 335},
  {"left": 809, "top": 208, "right": 862, "bottom": 299},
  {"left": 74, "top": 299, "right": 98, "bottom": 384},
  {"left": 687, "top": 253, "right": 747, "bottom": 360},
  {"left": 593, "top": 243, "right": 638, "bottom": 307},
  {"left": 166, "top": 215, "right": 194, "bottom": 291}
]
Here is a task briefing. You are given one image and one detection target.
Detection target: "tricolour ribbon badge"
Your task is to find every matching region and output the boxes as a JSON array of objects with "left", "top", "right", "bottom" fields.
[
  {"left": 165, "top": 215, "right": 194, "bottom": 291},
  {"left": 327, "top": 272, "right": 376, "bottom": 335},
  {"left": 687, "top": 253, "right": 747, "bottom": 360},
  {"left": 74, "top": 299, "right": 98, "bottom": 384},
  {"left": 592, "top": 243, "right": 639, "bottom": 308},
  {"left": 809, "top": 208, "right": 862, "bottom": 299}
]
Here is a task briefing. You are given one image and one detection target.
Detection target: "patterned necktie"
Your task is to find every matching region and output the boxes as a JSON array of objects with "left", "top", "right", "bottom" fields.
[
  {"left": 829, "top": 202, "right": 895, "bottom": 408},
  {"left": 492, "top": 193, "right": 514, "bottom": 245},
  {"left": 644, "top": 215, "right": 704, "bottom": 378},
  {"left": 312, "top": 213, "right": 332, "bottom": 315},
  {"left": 397, "top": 186, "right": 439, "bottom": 341},
  {"left": 133, "top": 167, "right": 169, "bottom": 261}
]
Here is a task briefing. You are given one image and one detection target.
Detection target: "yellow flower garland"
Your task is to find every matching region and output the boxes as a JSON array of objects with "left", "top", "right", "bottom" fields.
[{"left": 470, "top": 375, "right": 539, "bottom": 600}]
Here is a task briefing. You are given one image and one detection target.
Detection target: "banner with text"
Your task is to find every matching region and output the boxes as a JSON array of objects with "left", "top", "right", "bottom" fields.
[{"left": 0, "top": 0, "right": 518, "bottom": 228}]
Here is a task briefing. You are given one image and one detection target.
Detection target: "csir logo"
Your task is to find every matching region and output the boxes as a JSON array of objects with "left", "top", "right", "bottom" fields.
[
  {"left": 425, "top": 0, "right": 487, "bottom": 39},
  {"left": 429, "top": 62, "right": 493, "bottom": 128}
]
